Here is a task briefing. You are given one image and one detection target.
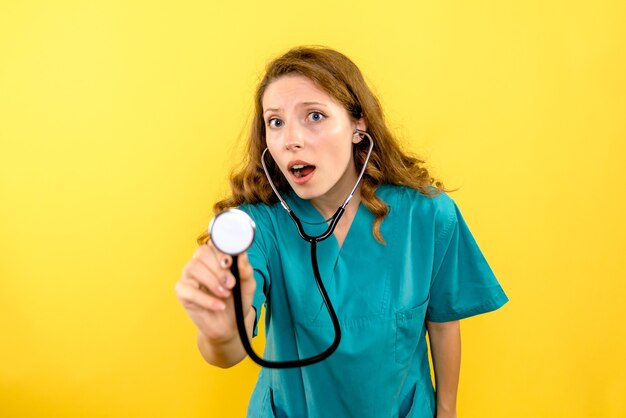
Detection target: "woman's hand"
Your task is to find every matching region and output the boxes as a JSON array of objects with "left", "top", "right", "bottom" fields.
[{"left": 175, "top": 242, "right": 257, "bottom": 344}]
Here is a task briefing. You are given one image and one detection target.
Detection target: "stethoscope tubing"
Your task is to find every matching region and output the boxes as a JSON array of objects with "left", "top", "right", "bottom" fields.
[
  {"left": 230, "top": 237, "right": 342, "bottom": 368},
  {"left": 231, "top": 130, "right": 374, "bottom": 368}
]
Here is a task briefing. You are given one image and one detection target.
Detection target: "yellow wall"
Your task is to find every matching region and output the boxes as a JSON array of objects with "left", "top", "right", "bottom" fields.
[{"left": 1, "top": 1, "right": 625, "bottom": 417}]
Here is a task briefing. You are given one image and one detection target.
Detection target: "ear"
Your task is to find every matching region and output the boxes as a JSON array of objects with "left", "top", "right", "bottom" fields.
[{"left": 355, "top": 117, "right": 367, "bottom": 132}]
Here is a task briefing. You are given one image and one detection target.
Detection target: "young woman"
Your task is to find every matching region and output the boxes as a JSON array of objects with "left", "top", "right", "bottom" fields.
[{"left": 175, "top": 46, "right": 509, "bottom": 418}]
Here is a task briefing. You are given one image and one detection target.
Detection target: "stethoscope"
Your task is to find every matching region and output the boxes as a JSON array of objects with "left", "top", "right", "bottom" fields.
[{"left": 208, "top": 129, "right": 374, "bottom": 369}]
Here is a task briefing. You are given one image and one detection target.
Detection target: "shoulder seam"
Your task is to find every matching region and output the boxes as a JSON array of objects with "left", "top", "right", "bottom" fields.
[{"left": 434, "top": 203, "right": 458, "bottom": 248}]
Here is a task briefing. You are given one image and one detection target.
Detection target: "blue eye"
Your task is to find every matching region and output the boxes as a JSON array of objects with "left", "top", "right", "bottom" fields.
[
  {"left": 268, "top": 118, "right": 283, "bottom": 128},
  {"left": 308, "top": 112, "right": 325, "bottom": 122}
]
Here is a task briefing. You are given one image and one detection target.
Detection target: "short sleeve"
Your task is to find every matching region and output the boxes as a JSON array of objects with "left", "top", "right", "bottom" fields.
[
  {"left": 238, "top": 204, "right": 272, "bottom": 338},
  {"left": 426, "top": 200, "right": 509, "bottom": 322}
]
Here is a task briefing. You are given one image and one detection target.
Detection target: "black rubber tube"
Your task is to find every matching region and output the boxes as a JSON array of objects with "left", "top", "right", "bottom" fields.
[{"left": 231, "top": 240, "right": 341, "bottom": 369}]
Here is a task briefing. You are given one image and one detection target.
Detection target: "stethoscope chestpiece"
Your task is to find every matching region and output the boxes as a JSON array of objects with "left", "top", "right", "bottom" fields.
[{"left": 209, "top": 208, "right": 256, "bottom": 256}]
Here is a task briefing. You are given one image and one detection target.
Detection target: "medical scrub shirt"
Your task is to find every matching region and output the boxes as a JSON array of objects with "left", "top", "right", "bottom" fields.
[{"left": 239, "top": 185, "right": 508, "bottom": 418}]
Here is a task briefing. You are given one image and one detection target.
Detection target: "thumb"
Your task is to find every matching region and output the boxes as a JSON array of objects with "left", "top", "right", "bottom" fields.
[
  {"left": 235, "top": 252, "right": 257, "bottom": 301},
  {"left": 237, "top": 252, "right": 255, "bottom": 284}
]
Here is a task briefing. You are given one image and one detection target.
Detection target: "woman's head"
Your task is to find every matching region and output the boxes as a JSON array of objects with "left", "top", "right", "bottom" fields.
[
  {"left": 261, "top": 73, "right": 367, "bottom": 205},
  {"left": 247, "top": 47, "right": 387, "bottom": 202},
  {"left": 205, "top": 46, "right": 445, "bottom": 244}
]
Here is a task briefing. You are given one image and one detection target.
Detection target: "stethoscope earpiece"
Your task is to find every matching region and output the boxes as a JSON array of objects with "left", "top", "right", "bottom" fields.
[{"left": 353, "top": 128, "right": 368, "bottom": 144}]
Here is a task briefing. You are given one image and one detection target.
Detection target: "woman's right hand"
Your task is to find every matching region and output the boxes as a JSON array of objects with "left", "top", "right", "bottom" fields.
[{"left": 175, "top": 242, "right": 257, "bottom": 344}]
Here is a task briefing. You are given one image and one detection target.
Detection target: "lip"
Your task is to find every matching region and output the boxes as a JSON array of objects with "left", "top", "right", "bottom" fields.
[{"left": 288, "top": 160, "right": 314, "bottom": 170}]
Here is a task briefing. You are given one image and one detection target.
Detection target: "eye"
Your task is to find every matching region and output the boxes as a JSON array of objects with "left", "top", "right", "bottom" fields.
[
  {"left": 267, "top": 118, "right": 283, "bottom": 128},
  {"left": 308, "top": 111, "right": 325, "bottom": 122}
]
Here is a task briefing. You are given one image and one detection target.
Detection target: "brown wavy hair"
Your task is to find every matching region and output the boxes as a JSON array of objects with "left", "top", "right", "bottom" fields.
[{"left": 198, "top": 46, "right": 448, "bottom": 245}]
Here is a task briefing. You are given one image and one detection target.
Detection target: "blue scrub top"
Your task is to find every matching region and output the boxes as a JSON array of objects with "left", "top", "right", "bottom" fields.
[{"left": 239, "top": 185, "right": 508, "bottom": 418}]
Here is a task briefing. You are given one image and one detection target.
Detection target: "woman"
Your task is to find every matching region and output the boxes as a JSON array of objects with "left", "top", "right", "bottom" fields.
[{"left": 175, "top": 46, "right": 508, "bottom": 418}]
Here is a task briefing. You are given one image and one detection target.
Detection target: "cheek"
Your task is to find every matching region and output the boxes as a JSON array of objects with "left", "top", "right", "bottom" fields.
[
  {"left": 265, "top": 137, "right": 282, "bottom": 161},
  {"left": 265, "top": 143, "right": 290, "bottom": 177},
  {"left": 329, "top": 136, "right": 354, "bottom": 162}
]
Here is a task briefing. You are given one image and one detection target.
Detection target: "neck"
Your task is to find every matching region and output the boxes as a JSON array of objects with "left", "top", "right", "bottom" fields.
[
  {"left": 311, "top": 188, "right": 361, "bottom": 220},
  {"left": 310, "top": 162, "right": 361, "bottom": 219}
]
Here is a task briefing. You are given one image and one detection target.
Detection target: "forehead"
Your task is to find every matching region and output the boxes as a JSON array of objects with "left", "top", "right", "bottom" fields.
[{"left": 262, "top": 74, "right": 336, "bottom": 108}]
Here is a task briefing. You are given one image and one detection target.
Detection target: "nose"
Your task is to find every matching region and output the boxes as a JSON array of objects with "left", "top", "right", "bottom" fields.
[{"left": 284, "top": 123, "right": 304, "bottom": 151}]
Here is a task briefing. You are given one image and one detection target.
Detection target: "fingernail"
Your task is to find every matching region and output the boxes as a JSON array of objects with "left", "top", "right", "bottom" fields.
[
  {"left": 216, "top": 301, "right": 226, "bottom": 310},
  {"left": 217, "top": 285, "right": 228, "bottom": 295},
  {"left": 224, "top": 275, "right": 234, "bottom": 289},
  {"left": 220, "top": 258, "right": 228, "bottom": 268}
]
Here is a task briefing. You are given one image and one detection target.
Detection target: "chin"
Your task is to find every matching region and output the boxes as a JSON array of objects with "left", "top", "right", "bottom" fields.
[
  {"left": 288, "top": 183, "right": 325, "bottom": 201},
  {"left": 291, "top": 188, "right": 317, "bottom": 201}
]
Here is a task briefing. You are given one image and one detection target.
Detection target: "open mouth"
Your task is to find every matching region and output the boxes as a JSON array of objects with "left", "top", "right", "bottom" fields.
[{"left": 290, "top": 164, "right": 316, "bottom": 179}]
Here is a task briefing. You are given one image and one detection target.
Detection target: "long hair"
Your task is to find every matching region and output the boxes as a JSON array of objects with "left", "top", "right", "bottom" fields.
[{"left": 198, "top": 46, "right": 448, "bottom": 245}]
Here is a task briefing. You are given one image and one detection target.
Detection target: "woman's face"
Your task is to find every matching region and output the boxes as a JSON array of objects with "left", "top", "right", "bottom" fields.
[{"left": 262, "top": 74, "right": 366, "bottom": 204}]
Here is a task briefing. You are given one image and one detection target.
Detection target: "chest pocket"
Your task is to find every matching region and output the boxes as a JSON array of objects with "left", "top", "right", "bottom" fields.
[{"left": 395, "top": 298, "right": 428, "bottom": 364}]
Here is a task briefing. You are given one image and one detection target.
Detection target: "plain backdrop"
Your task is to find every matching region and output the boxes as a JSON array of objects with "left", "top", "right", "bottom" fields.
[{"left": 1, "top": 1, "right": 625, "bottom": 417}]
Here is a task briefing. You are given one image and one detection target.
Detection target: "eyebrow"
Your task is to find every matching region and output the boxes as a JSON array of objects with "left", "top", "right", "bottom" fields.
[{"left": 263, "top": 101, "right": 329, "bottom": 114}]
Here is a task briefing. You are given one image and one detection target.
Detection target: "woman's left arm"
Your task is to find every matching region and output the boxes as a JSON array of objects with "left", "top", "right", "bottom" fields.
[{"left": 426, "top": 320, "right": 461, "bottom": 418}]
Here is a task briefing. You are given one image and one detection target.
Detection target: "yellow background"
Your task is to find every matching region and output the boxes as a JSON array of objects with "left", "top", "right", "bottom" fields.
[{"left": 1, "top": 0, "right": 625, "bottom": 417}]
